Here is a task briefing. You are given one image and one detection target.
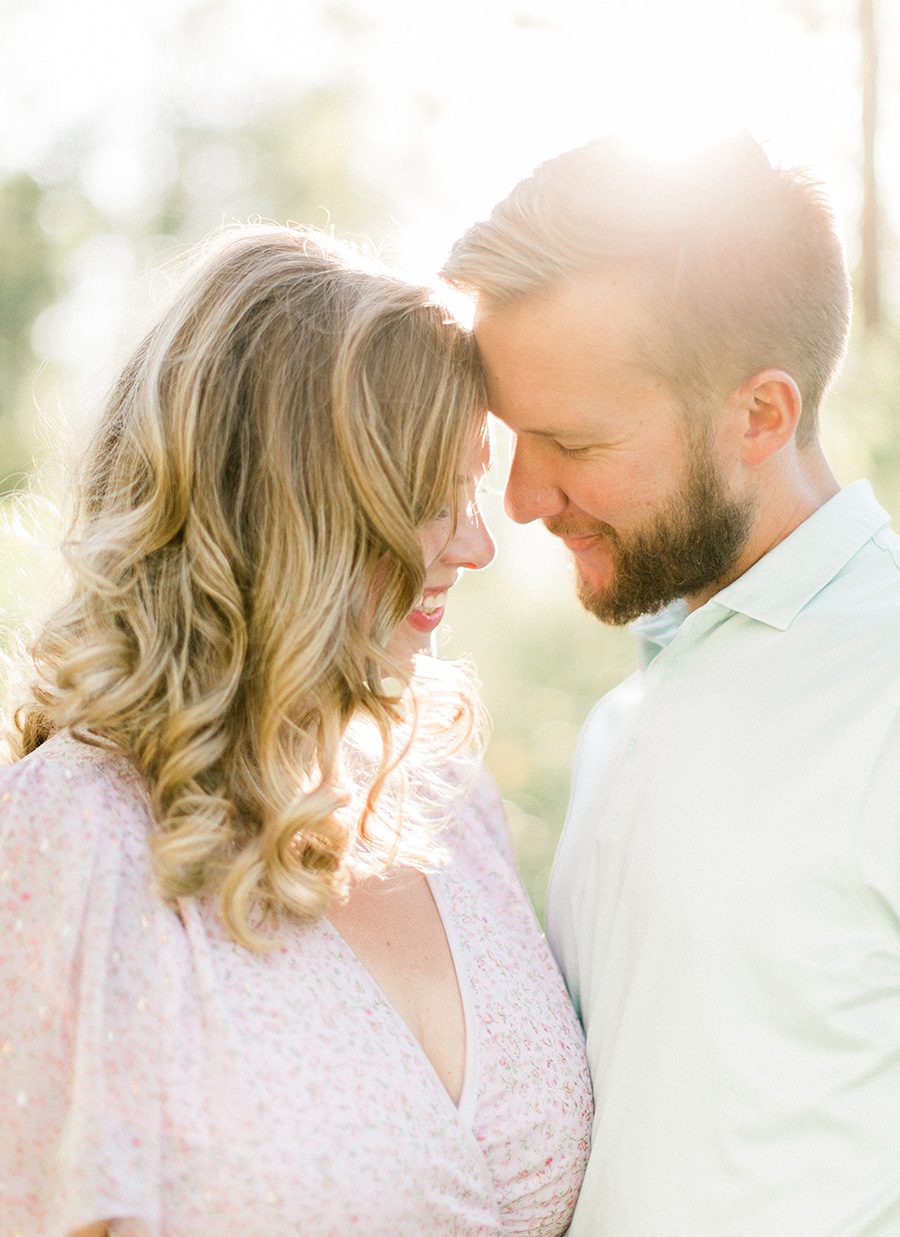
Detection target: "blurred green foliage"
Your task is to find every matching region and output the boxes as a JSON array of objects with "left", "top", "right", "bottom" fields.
[
  {"left": 0, "top": 175, "right": 59, "bottom": 485},
  {"left": 1, "top": 0, "right": 899, "bottom": 922}
]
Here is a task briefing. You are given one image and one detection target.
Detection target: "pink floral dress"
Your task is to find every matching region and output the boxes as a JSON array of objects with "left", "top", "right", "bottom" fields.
[{"left": 0, "top": 733, "right": 591, "bottom": 1235}]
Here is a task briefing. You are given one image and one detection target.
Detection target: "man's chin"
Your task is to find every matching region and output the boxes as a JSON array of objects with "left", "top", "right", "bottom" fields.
[
  {"left": 576, "top": 574, "right": 624, "bottom": 626},
  {"left": 575, "top": 570, "right": 666, "bottom": 627}
]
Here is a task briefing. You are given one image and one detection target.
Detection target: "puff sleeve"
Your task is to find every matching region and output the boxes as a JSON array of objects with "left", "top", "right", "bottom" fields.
[{"left": 0, "top": 737, "right": 165, "bottom": 1236}]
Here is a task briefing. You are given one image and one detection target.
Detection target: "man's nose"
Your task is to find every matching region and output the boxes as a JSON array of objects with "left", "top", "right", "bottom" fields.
[{"left": 503, "top": 441, "right": 567, "bottom": 525}]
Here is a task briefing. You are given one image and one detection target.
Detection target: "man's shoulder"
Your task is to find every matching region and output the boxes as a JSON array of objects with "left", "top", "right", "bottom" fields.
[
  {"left": 577, "top": 671, "right": 645, "bottom": 752},
  {"left": 820, "top": 521, "right": 900, "bottom": 619},
  {"left": 868, "top": 523, "right": 900, "bottom": 572}
]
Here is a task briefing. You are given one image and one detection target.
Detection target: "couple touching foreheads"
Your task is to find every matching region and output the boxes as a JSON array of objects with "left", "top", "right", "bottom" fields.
[{"left": 2, "top": 132, "right": 899, "bottom": 1236}]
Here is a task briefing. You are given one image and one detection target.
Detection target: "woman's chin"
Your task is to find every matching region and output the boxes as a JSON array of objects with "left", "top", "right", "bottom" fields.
[{"left": 386, "top": 622, "right": 434, "bottom": 669}]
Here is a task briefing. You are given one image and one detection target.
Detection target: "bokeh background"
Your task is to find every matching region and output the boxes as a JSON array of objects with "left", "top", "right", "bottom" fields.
[{"left": 2, "top": 0, "right": 898, "bottom": 919}]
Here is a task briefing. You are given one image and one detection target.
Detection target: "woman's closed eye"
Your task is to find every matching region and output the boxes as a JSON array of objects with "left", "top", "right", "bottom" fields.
[{"left": 433, "top": 468, "right": 491, "bottom": 525}]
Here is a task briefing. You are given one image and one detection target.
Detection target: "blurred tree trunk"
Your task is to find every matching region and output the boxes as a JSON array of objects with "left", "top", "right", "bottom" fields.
[{"left": 859, "top": 0, "right": 880, "bottom": 332}]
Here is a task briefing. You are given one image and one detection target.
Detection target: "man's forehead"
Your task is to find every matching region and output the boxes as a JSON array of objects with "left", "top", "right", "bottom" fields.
[
  {"left": 477, "top": 305, "right": 654, "bottom": 426},
  {"left": 475, "top": 274, "right": 652, "bottom": 372}
]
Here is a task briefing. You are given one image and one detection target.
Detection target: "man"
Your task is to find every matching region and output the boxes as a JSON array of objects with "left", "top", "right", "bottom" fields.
[{"left": 442, "top": 132, "right": 900, "bottom": 1235}]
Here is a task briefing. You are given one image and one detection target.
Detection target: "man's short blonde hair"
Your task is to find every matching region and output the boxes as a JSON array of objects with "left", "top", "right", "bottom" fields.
[{"left": 443, "top": 131, "right": 851, "bottom": 445}]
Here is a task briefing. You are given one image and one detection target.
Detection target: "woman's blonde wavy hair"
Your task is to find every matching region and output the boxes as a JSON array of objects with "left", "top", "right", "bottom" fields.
[{"left": 10, "top": 225, "right": 487, "bottom": 947}]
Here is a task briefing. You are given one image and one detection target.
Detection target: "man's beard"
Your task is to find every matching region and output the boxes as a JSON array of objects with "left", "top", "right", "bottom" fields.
[{"left": 550, "top": 439, "right": 755, "bottom": 626}]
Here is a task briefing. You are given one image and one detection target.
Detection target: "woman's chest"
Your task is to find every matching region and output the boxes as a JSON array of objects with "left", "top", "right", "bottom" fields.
[
  {"left": 326, "top": 867, "right": 468, "bottom": 1105},
  {"left": 154, "top": 913, "right": 502, "bottom": 1234},
  {"left": 151, "top": 847, "right": 591, "bottom": 1234}
]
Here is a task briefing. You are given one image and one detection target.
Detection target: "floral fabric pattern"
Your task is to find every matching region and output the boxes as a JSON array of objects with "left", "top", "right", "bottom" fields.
[{"left": 0, "top": 733, "right": 591, "bottom": 1235}]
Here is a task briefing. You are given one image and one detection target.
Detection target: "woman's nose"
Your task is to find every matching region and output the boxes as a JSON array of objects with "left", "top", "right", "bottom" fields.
[{"left": 449, "top": 503, "right": 495, "bottom": 571}]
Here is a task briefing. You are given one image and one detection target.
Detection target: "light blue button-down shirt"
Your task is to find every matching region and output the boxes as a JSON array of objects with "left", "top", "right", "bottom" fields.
[{"left": 548, "top": 481, "right": 900, "bottom": 1236}]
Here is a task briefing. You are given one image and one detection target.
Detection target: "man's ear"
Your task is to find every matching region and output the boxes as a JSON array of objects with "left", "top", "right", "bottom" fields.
[{"left": 731, "top": 369, "right": 803, "bottom": 466}]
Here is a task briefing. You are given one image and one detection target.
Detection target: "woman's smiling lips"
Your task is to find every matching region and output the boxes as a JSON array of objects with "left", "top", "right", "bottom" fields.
[{"left": 406, "top": 586, "right": 451, "bottom": 632}]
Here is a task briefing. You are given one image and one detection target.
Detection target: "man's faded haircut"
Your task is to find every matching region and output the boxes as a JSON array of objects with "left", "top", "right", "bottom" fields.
[{"left": 442, "top": 131, "right": 851, "bottom": 445}]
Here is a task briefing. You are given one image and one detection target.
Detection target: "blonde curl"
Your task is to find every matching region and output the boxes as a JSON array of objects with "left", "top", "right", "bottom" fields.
[{"left": 9, "top": 225, "right": 487, "bottom": 948}]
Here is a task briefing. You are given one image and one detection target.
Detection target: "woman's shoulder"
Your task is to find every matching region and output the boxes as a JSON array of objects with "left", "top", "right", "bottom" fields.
[
  {"left": 0, "top": 730, "right": 155, "bottom": 902},
  {"left": 2, "top": 729, "right": 149, "bottom": 817},
  {"left": 442, "top": 756, "right": 517, "bottom": 871}
]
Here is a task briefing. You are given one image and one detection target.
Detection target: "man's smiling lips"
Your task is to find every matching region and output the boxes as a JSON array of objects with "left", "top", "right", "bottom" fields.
[
  {"left": 558, "top": 532, "right": 605, "bottom": 553},
  {"left": 544, "top": 520, "right": 613, "bottom": 554}
]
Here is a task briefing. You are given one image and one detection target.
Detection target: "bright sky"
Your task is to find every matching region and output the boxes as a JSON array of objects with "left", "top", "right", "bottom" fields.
[
  {"left": 3, "top": 0, "right": 894, "bottom": 343},
  {"left": 3, "top": 0, "right": 896, "bottom": 242}
]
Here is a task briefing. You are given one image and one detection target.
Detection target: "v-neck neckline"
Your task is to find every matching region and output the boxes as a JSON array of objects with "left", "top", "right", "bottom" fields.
[{"left": 323, "top": 869, "right": 481, "bottom": 1125}]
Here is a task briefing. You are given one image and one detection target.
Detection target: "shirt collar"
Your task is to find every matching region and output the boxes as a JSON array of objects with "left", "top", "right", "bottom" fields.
[
  {"left": 631, "top": 600, "right": 690, "bottom": 667},
  {"left": 709, "top": 479, "right": 890, "bottom": 631},
  {"left": 631, "top": 481, "right": 891, "bottom": 664}
]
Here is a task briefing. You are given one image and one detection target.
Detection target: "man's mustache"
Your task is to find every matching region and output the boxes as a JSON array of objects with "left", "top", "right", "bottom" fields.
[{"left": 543, "top": 517, "right": 617, "bottom": 543}]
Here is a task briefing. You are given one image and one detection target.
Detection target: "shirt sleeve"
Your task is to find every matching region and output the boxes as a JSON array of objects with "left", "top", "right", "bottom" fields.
[{"left": 0, "top": 741, "right": 163, "bottom": 1236}]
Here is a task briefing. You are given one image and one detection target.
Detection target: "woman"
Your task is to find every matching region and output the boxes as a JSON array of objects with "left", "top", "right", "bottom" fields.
[{"left": 0, "top": 226, "right": 592, "bottom": 1235}]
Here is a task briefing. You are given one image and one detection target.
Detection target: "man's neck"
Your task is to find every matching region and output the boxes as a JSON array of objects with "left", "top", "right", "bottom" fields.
[{"left": 686, "top": 447, "right": 840, "bottom": 612}]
